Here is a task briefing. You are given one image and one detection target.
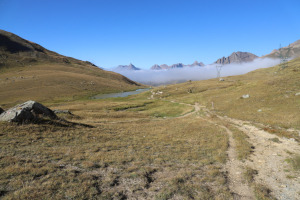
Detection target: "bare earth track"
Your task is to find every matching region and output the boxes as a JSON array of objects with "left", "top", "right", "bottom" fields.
[
  {"left": 224, "top": 116, "right": 300, "bottom": 200},
  {"left": 169, "top": 100, "right": 300, "bottom": 200}
]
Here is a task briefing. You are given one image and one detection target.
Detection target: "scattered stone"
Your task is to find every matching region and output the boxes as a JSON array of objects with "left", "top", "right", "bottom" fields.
[
  {"left": 53, "top": 109, "right": 73, "bottom": 115},
  {"left": 295, "top": 92, "right": 300, "bottom": 96},
  {"left": 0, "top": 100, "right": 57, "bottom": 123},
  {"left": 257, "top": 109, "right": 262, "bottom": 112},
  {"left": 289, "top": 138, "right": 295, "bottom": 142},
  {"left": 280, "top": 185, "right": 287, "bottom": 188},
  {"left": 242, "top": 94, "right": 250, "bottom": 99},
  {"left": 219, "top": 78, "right": 225, "bottom": 81}
]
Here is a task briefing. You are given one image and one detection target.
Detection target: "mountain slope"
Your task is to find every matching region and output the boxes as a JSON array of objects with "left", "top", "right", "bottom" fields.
[
  {"left": 0, "top": 30, "right": 142, "bottom": 105},
  {"left": 215, "top": 51, "right": 258, "bottom": 65},
  {"left": 264, "top": 39, "right": 300, "bottom": 59}
]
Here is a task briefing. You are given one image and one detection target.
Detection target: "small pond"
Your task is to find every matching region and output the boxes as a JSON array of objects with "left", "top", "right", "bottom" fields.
[{"left": 91, "top": 88, "right": 150, "bottom": 99}]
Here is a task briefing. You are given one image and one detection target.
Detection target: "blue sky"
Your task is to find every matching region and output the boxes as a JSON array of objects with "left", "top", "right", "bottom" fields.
[{"left": 1, "top": 0, "right": 300, "bottom": 69}]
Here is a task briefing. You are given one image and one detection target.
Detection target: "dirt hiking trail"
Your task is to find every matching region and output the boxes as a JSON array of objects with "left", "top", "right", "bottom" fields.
[{"left": 169, "top": 100, "right": 300, "bottom": 200}]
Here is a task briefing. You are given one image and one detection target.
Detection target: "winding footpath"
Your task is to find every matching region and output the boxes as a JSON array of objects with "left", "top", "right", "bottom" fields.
[{"left": 169, "top": 100, "right": 300, "bottom": 200}]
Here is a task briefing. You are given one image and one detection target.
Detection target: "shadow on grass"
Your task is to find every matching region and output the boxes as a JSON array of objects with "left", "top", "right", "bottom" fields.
[{"left": 16, "top": 117, "right": 94, "bottom": 128}]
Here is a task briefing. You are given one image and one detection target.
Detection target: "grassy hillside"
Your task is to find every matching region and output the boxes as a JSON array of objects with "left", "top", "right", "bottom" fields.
[
  {"left": 0, "top": 62, "right": 142, "bottom": 107},
  {"left": 0, "top": 30, "right": 142, "bottom": 106},
  {"left": 152, "top": 57, "right": 300, "bottom": 130}
]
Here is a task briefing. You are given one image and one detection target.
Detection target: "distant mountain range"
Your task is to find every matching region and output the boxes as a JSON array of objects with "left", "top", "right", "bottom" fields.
[
  {"left": 114, "top": 52, "right": 260, "bottom": 71},
  {"left": 113, "top": 61, "right": 205, "bottom": 71},
  {"left": 113, "top": 40, "right": 300, "bottom": 71},
  {"left": 150, "top": 61, "right": 205, "bottom": 70}
]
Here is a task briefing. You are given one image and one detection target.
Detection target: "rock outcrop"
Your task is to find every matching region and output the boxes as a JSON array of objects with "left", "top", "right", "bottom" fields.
[
  {"left": 150, "top": 64, "right": 170, "bottom": 70},
  {"left": 115, "top": 63, "right": 140, "bottom": 71},
  {"left": 191, "top": 61, "right": 205, "bottom": 67},
  {"left": 215, "top": 51, "right": 258, "bottom": 65},
  {"left": 170, "top": 63, "right": 184, "bottom": 69},
  {"left": 0, "top": 100, "right": 57, "bottom": 123}
]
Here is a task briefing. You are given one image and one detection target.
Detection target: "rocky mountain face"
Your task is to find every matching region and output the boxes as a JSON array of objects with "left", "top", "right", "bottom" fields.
[
  {"left": 115, "top": 63, "right": 140, "bottom": 70},
  {"left": 150, "top": 61, "right": 204, "bottom": 70},
  {"left": 215, "top": 51, "right": 258, "bottom": 65},
  {"left": 264, "top": 40, "right": 300, "bottom": 59},
  {"left": 191, "top": 61, "right": 205, "bottom": 66}
]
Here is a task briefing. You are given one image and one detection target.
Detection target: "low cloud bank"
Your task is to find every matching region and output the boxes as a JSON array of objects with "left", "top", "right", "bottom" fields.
[{"left": 112, "top": 58, "right": 280, "bottom": 85}]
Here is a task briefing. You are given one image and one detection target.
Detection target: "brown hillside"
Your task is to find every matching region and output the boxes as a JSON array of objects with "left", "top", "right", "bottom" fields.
[{"left": 0, "top": 30, "right": 142, "bottom": 106}]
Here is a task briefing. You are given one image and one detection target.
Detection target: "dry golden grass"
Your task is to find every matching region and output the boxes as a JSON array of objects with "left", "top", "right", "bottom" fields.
[
  {"left": 243, "top": 168, "right": 275, "bottom": 200},
  {"left": 253, "top": 184, "right": 276, "bottom": 200},
  {"left": 228, "top": 125, "right": 253, "bottom": 160},
  {"left": 0, "top": 95, "right": 233, "bottom": 199}
]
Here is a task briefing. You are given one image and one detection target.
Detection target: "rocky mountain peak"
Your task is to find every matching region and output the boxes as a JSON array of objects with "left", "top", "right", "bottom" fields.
[
  {"left": 115, "top": 63, "right": 140, "bottom": 70},
  {"left": 191, "top": 61, "right": 205, "bottom": 66},
  {"left": 215, "top": 51, "right": 258, "bottom": 65}
]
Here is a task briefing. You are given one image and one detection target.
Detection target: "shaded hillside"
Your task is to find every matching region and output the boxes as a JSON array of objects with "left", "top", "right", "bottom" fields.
[
  {"left": 0, "top": 30, "right": 142, "bottom": 106},
  {"left": 215, "top": 51, "right": 258, "bottom": 65}
]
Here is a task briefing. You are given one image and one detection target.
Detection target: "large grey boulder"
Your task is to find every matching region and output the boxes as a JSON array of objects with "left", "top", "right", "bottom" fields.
[{"left": 0, "top": 100, "right": 57, "bottom": 123}]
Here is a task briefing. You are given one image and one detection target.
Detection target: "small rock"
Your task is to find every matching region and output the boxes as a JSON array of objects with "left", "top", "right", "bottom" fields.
[
  {"left": 295, "top": 92, "right": 300, "bottom": 96},
  {"left": 219, "top": 78, "right": 225, "bottom": 81},
  {"left": 242, "top": 94, "right": 250, "bottom": 99},
  {"left": 280, "top": 185, "right": 287, "bottom": 188},
  {"left": 0, "top": 107, "right": 4, "bottom": 115},
  {"left": 289, "top": 138, "right": 295, "bottom": 142},
  {"left": 53, "top": 109, "right": 73, "bottom": 115},
  {"left": 257, "top": 109, "right": 262, "bottom": 112}
]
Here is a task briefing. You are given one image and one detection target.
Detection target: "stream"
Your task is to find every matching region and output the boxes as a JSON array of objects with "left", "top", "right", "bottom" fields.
[{"left": 91, "top": 88, "right": 150, "bottom": 99}]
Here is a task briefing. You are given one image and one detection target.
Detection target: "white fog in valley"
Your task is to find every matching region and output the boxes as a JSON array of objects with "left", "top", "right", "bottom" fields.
[{"left": 112, "top": 58, "right": 281, "bottom": 86}]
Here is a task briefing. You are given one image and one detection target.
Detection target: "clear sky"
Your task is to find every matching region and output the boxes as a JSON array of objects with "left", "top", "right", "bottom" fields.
[{"left": 1, "top": 0, "right": 300, "bottom": 69}]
